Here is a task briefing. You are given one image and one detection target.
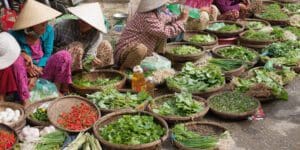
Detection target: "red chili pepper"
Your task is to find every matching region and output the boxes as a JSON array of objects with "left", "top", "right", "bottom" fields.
[
  {"left": 57, "top": 103, "right": 98, "bottom": 130},
  {"left": 0, "top": 130, "right": 16, "bottom": 149}
]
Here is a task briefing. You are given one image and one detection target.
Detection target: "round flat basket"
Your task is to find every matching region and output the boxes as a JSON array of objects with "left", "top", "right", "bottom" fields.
[
  {"left": 93, "top": 110, "right": 169, "bottom": 150},
  {"left": 237, "top": 18, "right": 271, "bottom": 30},
  {"left": 239, "top": 31, "right": 276, "bottom": 45},
  {"left": 70, "top": 69, "right": 126, "bottom": 96},
  {"left": 25, "top": 98, "right": 55, "bottom": 126},
  {"left": 183, "top": 31, "right": 218, "bottom": 48},
  {"left": 164, "top": 42, "right": 205, "bottom": 63},
  {"left": 208, "top": 92, "right": 260, "bottom": 119},
  {"left": 0, "top": 102, "right": 26, "bottom": 130},
  {"left": 147, "top": 94, "right": 209, "bottom": 124},
  {"left": 172, "top": 122, "right": 227, "bottom": 150},
  {"left": 0, "top": 123, "right": 19, "bottom": 150},
  {"left": 205, "top": 21, "right": 245, "bottom": 38},
  {"left": 254, "top": 13, "right": 290, "bottom": 26},
  {"left": 211, "top": 44, "right": 260, "bottom": 67},
  {"left": 47, "top": 96, "right": 101, "bottom": 133}
]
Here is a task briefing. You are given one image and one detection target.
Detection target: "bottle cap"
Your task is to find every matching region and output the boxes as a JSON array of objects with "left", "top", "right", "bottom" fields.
[
  {"left": 133, "top": 65, "right": 143, "bottom": 73},
  {"left": 146, "top": 76, "right": 154, "bottom": 82}
]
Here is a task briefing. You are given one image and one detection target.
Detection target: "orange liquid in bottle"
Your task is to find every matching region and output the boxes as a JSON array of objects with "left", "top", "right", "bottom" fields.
[{"left": 131, "top": 66, "right": 145, "bottom": 92}]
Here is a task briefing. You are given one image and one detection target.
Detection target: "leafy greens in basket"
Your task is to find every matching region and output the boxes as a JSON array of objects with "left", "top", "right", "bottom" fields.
[
  {"left": 166, "top": 63, "right": 225, "bottom": 93},
  {"left": 170, "top": 45, "right": 200, "bottom": 55},
  {"left": 217, "top": 46, "right": 257, "bottom": 62},
  {"left": 259, "top": 4, "right": 288, "bottom": 20},
  {"left": 152, "top": 92, "right": 204, "bottom": 116},
  {"left": 188, "top": 34, "right": 215, "bottom": 44},
  {"left": 73, "top": 77, "right": 121, "bottom": 88}
]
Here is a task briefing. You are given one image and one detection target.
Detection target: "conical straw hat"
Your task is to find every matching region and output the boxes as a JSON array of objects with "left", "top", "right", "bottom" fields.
[
  {"left": 137, "top": 0, "right": 169, "bottom": 13},
  {"left": 67, "top": 3, "right": 107, "bottom": 33},
  {"left": 0, "top": 32, "right": 21, "bottom": 70},
  {"left": 13, "top": 0, "right": 61, "bottom": 30}
]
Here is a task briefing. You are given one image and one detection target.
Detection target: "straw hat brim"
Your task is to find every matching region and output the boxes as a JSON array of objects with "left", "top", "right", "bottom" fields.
[
  {"left": 13, "top": 0, "right": 61, "bottom": 30},
  {"left": 0, "top": 32, "right": 21, "bottom": 70},
  {"left": 67, "top": 3, "right": 107, "bottom": 33},
  {"left": 137, "top": 0, "right": 169, "bottom": 13}
]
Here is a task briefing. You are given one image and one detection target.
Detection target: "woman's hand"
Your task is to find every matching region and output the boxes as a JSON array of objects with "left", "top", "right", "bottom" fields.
[
  {"left": 92, "top": 58, "right": 103, "bottom": 67},
  {"left": 27, "top": 65, "right": 43, "bottom": 77},
  {"left": 21, "top": 52, "right": 33, "bottom": 67},
  {"left": 178, "top": 7, "right": 189, "bottom": 22}
]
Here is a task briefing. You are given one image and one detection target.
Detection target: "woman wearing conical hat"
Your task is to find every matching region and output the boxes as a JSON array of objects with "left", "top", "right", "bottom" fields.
[
  {"left": 53, "top": 2, "right": 113, "bottom": 71},
  {"left": 115, "top": 0, "right": 189, "bottom": 71},
  {"left": 9, "top": 0, "right": 72, "bottom": 105}
]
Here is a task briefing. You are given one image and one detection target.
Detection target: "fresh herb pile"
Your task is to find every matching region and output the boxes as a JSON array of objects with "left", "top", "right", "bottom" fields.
[
  {"left": 166, "top": 63, "right": 225, "bottom": 93},
  {"left": 170, "top": 45, "right": 200, "bottom": 55},
  {"left": 172, "top": 124, "right": 218, "bottom": 149},
  {"left": 283, "top": 3, "right": 300, "bottom": 14},
  {"left": 246, "top": 21, "right": 267, "bottom": 30},
  {"left": 87, "top": 88, "right": 151, "bottom": 110},
  {"left": 242, "top": 27, "right": 285, "bottom": 41},
  {"left": 233, "top": 69, "right": 288, "bottom": 100},
  {"left": 83, "top": 55, "right": 94, "bottom": 71},
  {"left": 250, "top": 67, "right": 296, "bottom": 85},
  {"left": 259, "top": 4, "right": 289, "bottom": 20},
  {"left": 209, "top": 59, "right": 244, "bottom": 71},
  {"left": 35, "top": 131, "right": 66, "bottom": 150},
  {"left": 188, "top": 34, "right": 215, "bottom": 44},
  {"left": 218, "top": 24, "right": 240, "bottom": 32},
  {"left": 285, "top": 26, "right": 300, "bottom": 39},
  {"left": 152, "top": 92, "right": 204, "bottom": 116},
  {"left": 57, "top": 103, "right": 98, "bottom": 131},
  {"left": 73, "top": 77, "right": 121, "bottom": 88},
  {"left": 31, "top": 108, "right": 48, "bottom": 122},
  {"left": 0, "top": 130, "right": 16, "bottom": 150},
  {"left": 100, "top": 115, "right": 165, "bottom": 145},
  {"left": 261, "top": 41, "right": 300, "bottom": 66},
  {"left": 209, "top": 91, "right": 259, "bottom": 113},
  {"left": 217, "top": 46, "right": 257, "bottom": 62}
]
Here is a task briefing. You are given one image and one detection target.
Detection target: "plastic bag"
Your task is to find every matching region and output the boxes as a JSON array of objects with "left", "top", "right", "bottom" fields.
[
  {"left": 140, "top": 53, "right": 171, "bottom": 72},
  {"left": 1, "top": 8, "right": 17, "bottom": 31},
  {"left": 29, "top": 79, "right": 59, "bottom": 102},
  {"left": 167, "top": 4, "right": 201, "bottom": 19}
]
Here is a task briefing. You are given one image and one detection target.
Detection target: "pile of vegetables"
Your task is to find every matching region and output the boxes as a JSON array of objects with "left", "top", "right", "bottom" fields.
[
  {"left": 209, "top": 59, "right": 244, "bottom": 71},
  {"left": 100, "top": 115, "right": 165, "bottom": 145},
  {"left": 245, "top": 21, "right": 267, "bottom": 30},
  {"left": 188, "top": 34, "right": 215, "bottom": 44},
  {"left": 170, "top": 45, "right": 200, "bottom": 55},
  {"left": 259, "top": 4, "right": 288, "bottom": 20},
  {"left": 35, "top": 130, "right": 67, "bottom": 150},
  {"left": 283, "top": 3, "right": 300, "bottom": 14},
  {"left": 73, "top": 77, "right": 121, "bottom": 88},
  {"left": 250, "top": 67, "right": 296, "bottom": 85},
  {"left": 172, "top": 124, "right": 219, "bottom": 149},
  {"left": 0, "top": 108, "right": 20, "bottom": 125},
  {"left": 217, "top": 46, "right": 257, "bottom": 63},
  {"left": 87, "top": 88, "right": 151, "bottom": 110},
  {"left": 19, "top": 126, "right": 56, "bottom": 142},
  {"left": 209, "top": 91, "right": 259, "bottom": 113},
  {"left": 242, "top": 27, "right": 285, "bottom": 41},
  {"left": 83, "top": 55, "right": 94, "bottom": 71},
  {"left": 207, "top": 22, "right": 241, "bottom": 32},
  {"left": 0, "top": 129, "right": 16, "bottom": 150},
  {"left": 166, "top": 63, "right": 225, "bottom": 93},
  {"left": 30, "top": 103, "right": 49, "bottom": 122},
  {"left": 233, "top": 69, "right": 288, "bottom": 100},
  {"left": 57, "top": 103, "right": 98, "bottom": 131},
  {"left": 152, "top": 92, "right": 204, "bottom": 116},
  {"left": 285, "top": 26, "right": 300, "bottom": 39},
  {"left": 64, "top": 132, "right": 102, "bottom": 150},
  {"left": 261, "top": 41, "right": 300, "bottom": 66}
]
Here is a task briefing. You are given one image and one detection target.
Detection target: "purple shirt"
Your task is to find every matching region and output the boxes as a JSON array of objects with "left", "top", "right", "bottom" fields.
[
  {"left": 30, "top": 39, "right": 44, "bottom": 63},
  {"left": 214, "top": 0, "right": 241, "bottom": 13}
]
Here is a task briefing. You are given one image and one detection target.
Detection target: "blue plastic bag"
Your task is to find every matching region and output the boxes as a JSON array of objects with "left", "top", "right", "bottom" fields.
[{"left": 29, "top": 78, "right": 59, "bottom": 102}]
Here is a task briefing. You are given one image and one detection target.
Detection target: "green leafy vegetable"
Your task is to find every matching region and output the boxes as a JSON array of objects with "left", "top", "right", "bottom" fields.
[
  {"left": 166, "top": 63, "right": 225, "bottom": 93},
  {"left": 283, "top": 3, "right": 300, "bottom": 13},
  {"left": 218, "top": 24, "right": 240, "bottom": 32},
  {"left": 100, "top": 115, "right": 165, "bottom": 145},
  {"left": 31, "top": 108, "right": 48, "bottom": 122},
  {"left": 209, "top": 91, "right": 259, "bottom": 113},
  {"left": 250, "top": 67, "right": 296, "bottom": 85},
  {"left": 83, "top": 55, "right": 94, "bottom": 71},
  {"left": 35, "top": 131, "right": 67, "bottom": 150},
  {"left": 246, "top": 21, "right": 266, "bottom": 30},
  {"left": 285, "top": 26, "right": 300, "bottom": 39},
  {"left": 242, "top": 27, "right": 285, "bottom": 41},
  {"left": 188, "top": 34, "right": 215, "bottom": 44},
  {"left": 152, "top": 92, "right": 204, "bottom": 116},
  {"left": 172, "top": 124, "right": 218, "bottom": 149},
  {"left": 170, "top": 45, "right": 200, "bottom": 55},
  {"left": 218, "top": 46, "right": 257, "bottom": 62},
  {"left": 87, "top": 88, "right": 151, "bottom": 110},
  {"left": 73, "top": 77, "right": 121, "bottom": 88},
  {"left": 209, "top": 59, "right": 244, "bottom": 71},
  {"left": 259, "top": 4, "right": 289, "bottom": 20}
]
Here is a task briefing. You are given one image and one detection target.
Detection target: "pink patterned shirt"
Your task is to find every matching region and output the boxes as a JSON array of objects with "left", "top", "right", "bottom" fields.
[
  {"left": 114, "top": 10, "right": 185, "bottom": 64},
  {"left": 185, "top": 0, "right": 213, "bottom": 8},
  {"left": 30, "top": 39, "right": 44, "bottom": 63}
]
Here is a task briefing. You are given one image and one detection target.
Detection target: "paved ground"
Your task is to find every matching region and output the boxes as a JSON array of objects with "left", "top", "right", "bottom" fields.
[{"left": 99, "top": 1, "right": 300, "bottom": 150}]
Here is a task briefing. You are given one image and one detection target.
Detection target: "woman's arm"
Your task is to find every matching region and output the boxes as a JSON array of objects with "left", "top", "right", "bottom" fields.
[{"left": 38, "top": 25, "right": 54, "bottom": 67}]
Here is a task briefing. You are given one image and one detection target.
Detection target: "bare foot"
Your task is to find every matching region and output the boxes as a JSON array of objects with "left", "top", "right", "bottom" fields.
[{"left": 22, "top": 100, "right": 31, "bottom": 108}]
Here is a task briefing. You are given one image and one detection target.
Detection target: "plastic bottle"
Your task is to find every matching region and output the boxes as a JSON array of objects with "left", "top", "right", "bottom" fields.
[
  {"left": 144, "top": 77, "right": 155, "bottom": 96},
  {"left": 131, "top": 66, "right": 145, "bottom": 92}
]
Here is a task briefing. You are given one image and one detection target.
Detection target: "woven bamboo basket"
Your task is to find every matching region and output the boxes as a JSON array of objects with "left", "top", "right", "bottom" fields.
[
  {"left": 0, "top": 123, "right": 19, "bottom": 150},
  {"left": 71, "top": 69, "right": 126, "bottom": 96},
  {"left": 183, "top": 31, "right": 218, "bottom": 50},
  {"left": 166, "top": 80, "right": 226, "bottom": 99},
  {"left": 47, "top": 96, "right": 101, "bottom": 133},
  {"left": 254, "top": 13, "right": 290, "bottom": 26},
  {"left": 25, "top": 98, "right": 55, "bottom": 126},
  {"left": 172, "top": 122, "right": 227, "bottom": 150},
  {"left": 0, "top": 102, "right": 26, "bottom": 131},
  {"left": 164, "top": 42, "right": 205, "bottom": 63},
  {"left": 237, "top": 18, "right": 271, "bottom": 30},
  {"left": 147, "top": 94, "right": 209, "bottom": 124},
  {"left": 205, "top": 21, "right": 245, "bottom": 38},
  {"left": 208, "top": 92, "right": 260, "bottom": 119},
  {"left": 224, "top": 63, "right": 246, "bottom": 80},
  {"left": 211, "top": 44, "right": 260, "bottom": 67},
  {"left": 93, "top": 110, "right": 169, "bottom": 150},
  {"left": 93, "top": 89, "right": 149, "bottom": 115},
  {"left": 276, "top": 0, "right": 299, "bottom": 3}
]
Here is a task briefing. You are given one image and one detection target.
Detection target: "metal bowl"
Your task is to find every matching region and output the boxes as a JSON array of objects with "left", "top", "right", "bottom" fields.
[{"left": 113, "top": 13, "right": 128, "bottom": 20}]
